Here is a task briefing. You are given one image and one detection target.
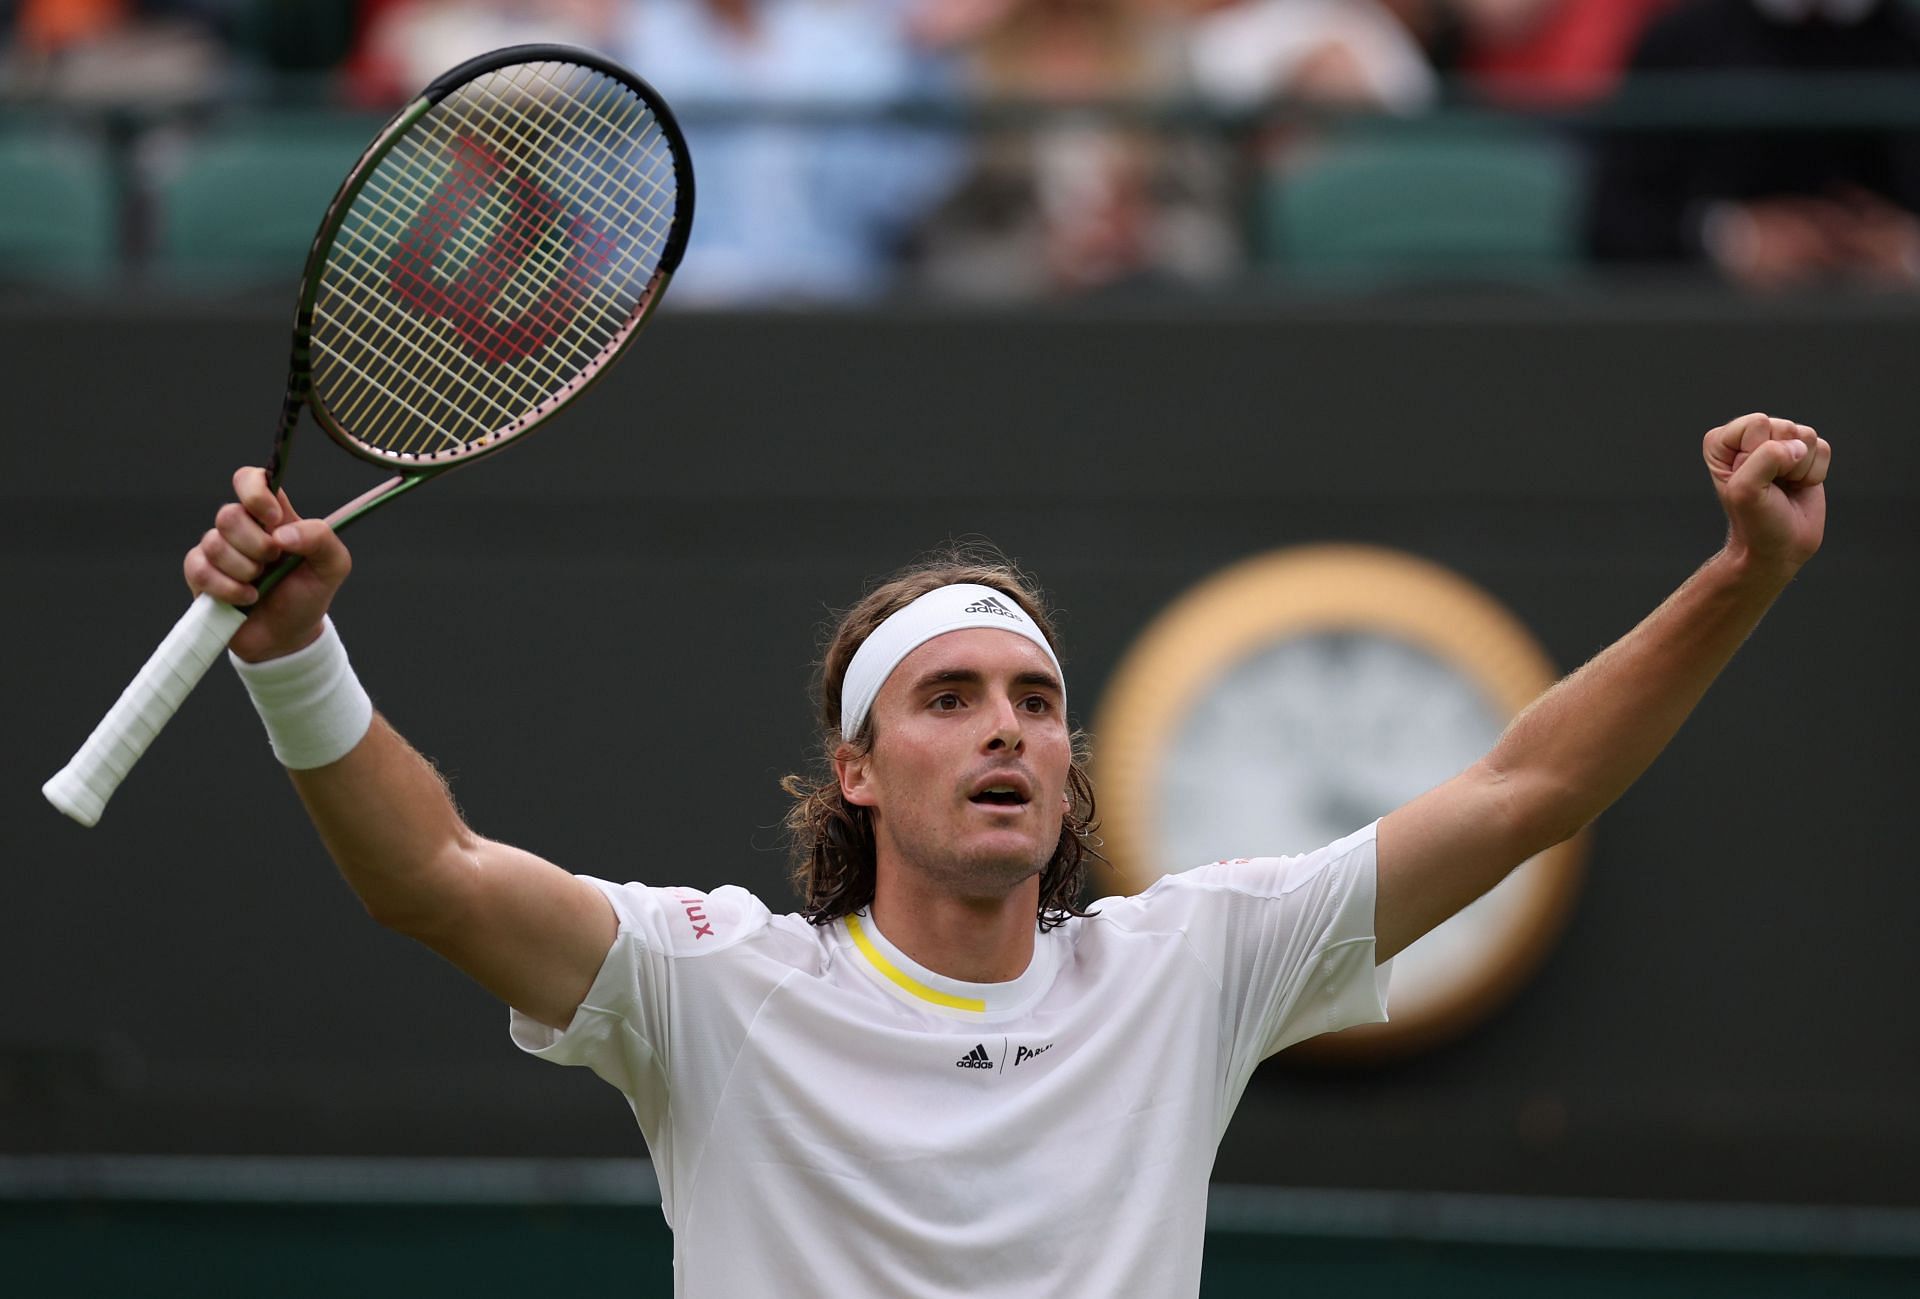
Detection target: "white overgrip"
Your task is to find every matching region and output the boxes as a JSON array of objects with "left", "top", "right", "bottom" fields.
[{"left": 43, "top": 593, "right": 250, "bottom": 826}]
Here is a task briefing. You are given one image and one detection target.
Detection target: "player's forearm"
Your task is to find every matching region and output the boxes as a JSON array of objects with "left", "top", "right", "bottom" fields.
[
  {"left": 1488, "top": 545, "right": 1797, "bottom": 851},
  {"left": 288, "top": 715, "right": 481, "bottom": 936}
]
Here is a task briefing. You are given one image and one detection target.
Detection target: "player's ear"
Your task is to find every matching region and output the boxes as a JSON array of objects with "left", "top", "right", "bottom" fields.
[{"left": 835, "top": 744, "right": 877, "bottom": 808}]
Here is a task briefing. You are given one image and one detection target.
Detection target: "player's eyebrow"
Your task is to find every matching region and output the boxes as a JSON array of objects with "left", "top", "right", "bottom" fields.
[{"left": 914, "top": 668, "right": 1063, "bottom": 696}]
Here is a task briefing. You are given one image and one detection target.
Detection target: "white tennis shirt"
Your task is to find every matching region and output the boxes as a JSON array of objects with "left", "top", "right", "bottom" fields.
[{"left": 511, "top": 822, "right": 1391, "bottom": 1298}]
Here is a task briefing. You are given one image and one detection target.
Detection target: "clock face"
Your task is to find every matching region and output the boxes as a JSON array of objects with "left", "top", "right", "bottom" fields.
[
  {"left": 1161, "top": 632, "right": 1498, "bottom": 868},
  {"left": 1092, "top": 546, "right": 1586, "bottom": 1060}
]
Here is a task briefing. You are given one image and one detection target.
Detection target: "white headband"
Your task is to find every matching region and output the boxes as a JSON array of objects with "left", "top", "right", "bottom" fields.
[{"left": 840, "top": 583, "right": 1065, "bottom": 741}]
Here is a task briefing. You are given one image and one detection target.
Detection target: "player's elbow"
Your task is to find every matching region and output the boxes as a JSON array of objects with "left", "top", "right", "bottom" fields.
[
  {"left": 1488, "top": 761, "right": 1593, "bottom": 859},
  {"left": 359, "top": 887, "right": 439, "bottom": 939},
  {"left": 353, "top": 834, "right": 483, "bottom": 942}
]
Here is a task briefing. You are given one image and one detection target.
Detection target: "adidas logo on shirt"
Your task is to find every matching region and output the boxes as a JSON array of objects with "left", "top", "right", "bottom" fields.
[
  {"left": 962, "top": 595, "right": 1018, "bottom": 620},
  {"left": 955, "top": 1044, "right": 994, "bottom": 1069}
]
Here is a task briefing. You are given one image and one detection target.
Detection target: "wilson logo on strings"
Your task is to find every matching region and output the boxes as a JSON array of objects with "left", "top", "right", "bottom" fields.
[{"left": 388, "top": 135, "right": 617, "bottom": 365}]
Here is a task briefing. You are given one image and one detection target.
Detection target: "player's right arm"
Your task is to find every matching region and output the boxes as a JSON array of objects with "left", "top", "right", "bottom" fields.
[{"left": 187, "top": 467, "right": 616, "bottom": 1030}]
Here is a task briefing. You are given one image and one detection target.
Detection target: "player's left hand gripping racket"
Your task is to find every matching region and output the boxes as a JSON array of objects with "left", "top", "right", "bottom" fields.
[{"left": 44, "top": 44, "right": 693, "bottom": 826}]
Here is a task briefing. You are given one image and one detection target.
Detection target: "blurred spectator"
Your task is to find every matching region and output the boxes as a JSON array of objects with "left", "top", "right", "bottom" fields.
[
  {"left": 1448, "top": 0, "right": 1680, "bottom": 106},
  {"left": 1178, "top": 0, "right": 1444, "bottom": 283},
  {"left": 908, "top": 0, "right": 1238, "bottom": 299},
  {"left": 13, "top": 0, "right": 129, "bottom": 53},
  {"left": 1186, "top": 0, "right": 1438, "bottom": 116},
  {"left": 3, "top": 0, "right": 227, "bottom": 102},
  {"left": 614, "top": 0, "right": 964, "bottom": 305},
  {"left": 1587, "top": 0, "right": 1920, "bottom": 289},
  {"left": 346, "top": 0, "right": 616, "bottom": 105}
]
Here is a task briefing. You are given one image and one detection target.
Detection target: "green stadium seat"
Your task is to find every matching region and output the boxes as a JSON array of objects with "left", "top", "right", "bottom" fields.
[
  {"left": 1259, "top": 125, "right": 1582, "bottom": 283},
  {"left": 0, "top": 124, "right": 120, "bottom": 287},
  {"left": 152, "top": 112, "right": 386, "bottom": 284}
]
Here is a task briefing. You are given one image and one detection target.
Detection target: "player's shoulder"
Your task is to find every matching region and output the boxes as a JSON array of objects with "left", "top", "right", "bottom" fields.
[
  {"left": 1080, "top": 823, "right": 1379, "bottom": 932},
  {"left": 584, "top": 879, "right": 787, "bottom": 958}
]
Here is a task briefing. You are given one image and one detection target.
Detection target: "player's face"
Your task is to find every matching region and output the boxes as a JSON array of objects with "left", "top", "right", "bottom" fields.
[{"left": 840, "top": 628, "right": 1072, "bottom": 898}]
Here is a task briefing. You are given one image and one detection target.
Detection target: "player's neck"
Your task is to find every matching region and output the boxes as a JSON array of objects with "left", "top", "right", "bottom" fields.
[{"left": 868, "top": 871, "right": 1040, "bottom": 985}]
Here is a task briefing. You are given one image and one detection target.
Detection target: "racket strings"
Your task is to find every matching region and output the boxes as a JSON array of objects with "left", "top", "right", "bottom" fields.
[
  {"left": 384, "top": 66, "right": 653, "bottom": 373},
  {"left": 319, "top": 161, "right": 585, "bottom": 447},
  {"left": 323, "top": 61, "right": 664, "bottom": 440},
  {"left": 463, "top": 60, "right": 677, "bottom": 275},
  {"left": 451, "top": 62, "right": 678, "bottom": 350},
  {"left": 431, "top": 61, "right": 677, "bottom": 343},
  {"left": 320, "top": 160, "right": 553, "bottom": 447},
  {"left": 320, "top": 63, "right": 665, "bottom": 452},
  {"left": 320, "top": 128, "right": 602, "bottom": 445},
  {"left": 309, "top": 58, "right": 681, "bottom": 459},
  {"left": 370, "top": 63, "right": 671, "bottom": 430}
]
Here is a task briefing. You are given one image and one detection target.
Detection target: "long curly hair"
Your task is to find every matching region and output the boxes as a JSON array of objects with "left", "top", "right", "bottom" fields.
[{"left": 781, "top": 544, "right": 1102, "bottom": 932}]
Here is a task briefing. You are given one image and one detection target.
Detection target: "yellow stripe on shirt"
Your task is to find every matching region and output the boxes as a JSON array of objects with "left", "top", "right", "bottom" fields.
[{"left": 846, "top": 914, "right": 987, "bottom": 1013}]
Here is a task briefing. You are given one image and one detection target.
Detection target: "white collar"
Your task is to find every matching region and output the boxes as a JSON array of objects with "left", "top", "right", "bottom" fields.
[{"left": 842, "top": 909, "right": 1061, "bottom": 1019}]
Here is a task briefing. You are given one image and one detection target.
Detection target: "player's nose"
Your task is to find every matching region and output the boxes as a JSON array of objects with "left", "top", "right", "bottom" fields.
[{"left": 983, "top": 694, "right": 1025, "bottom": 753}]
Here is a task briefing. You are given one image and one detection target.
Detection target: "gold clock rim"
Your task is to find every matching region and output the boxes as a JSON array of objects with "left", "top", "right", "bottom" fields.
[{"left": 1088, "top": 544, "right": 1589, "bottom": 1062}]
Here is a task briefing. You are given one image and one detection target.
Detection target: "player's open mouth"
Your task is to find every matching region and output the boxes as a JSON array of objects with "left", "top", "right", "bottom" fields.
[{"left": 968, "top": 776, "right": 1032, "bottom": 808}]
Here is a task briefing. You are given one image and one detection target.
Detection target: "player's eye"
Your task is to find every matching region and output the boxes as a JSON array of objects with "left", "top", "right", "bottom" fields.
[
  {"left": 931, "top": 693, "right": 962, "bottom": 711},
  {"left": 1021, "top": 695, "right": 1050, "bottom": 713}
]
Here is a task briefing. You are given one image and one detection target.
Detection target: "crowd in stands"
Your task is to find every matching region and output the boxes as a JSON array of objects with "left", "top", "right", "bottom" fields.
[{"left": 5, "top": 0, "right": 1920, "bottom": 299}]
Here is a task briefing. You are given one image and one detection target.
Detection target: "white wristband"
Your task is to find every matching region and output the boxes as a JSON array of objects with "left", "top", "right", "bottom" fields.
[{"left": 230, "top": 617, "right": 373, "bottom": 770}]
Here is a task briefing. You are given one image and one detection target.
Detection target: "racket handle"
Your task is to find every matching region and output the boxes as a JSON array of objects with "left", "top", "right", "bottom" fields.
[{"left": 44, "top": 593, "right": 249, "bottom": 826}]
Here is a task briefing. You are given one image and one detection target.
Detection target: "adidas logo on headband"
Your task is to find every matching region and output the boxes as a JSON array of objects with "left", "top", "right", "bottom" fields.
[{"left": 963, "top": 595, "right": 1019, "bottom": 620}]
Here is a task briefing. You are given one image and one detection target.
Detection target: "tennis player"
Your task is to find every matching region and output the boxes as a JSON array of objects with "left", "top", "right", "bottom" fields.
[{"left": 186, "top": 412, "right": 1827, "bottom": 1297}]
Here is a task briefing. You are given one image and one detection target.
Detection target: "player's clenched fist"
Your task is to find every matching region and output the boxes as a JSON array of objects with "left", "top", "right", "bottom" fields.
[
  {"left": 1702, "top": 412, "right": 1830, "bottom": 576},
  {"left": 183, "top": 467, "right": 353, "bottom": 663}
]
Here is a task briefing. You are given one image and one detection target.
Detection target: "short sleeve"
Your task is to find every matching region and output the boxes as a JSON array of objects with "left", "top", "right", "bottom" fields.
[
  {"left": 1125, "top": 823, "right": 1392, "bottom": 1102},
  {"left": 507, "top": 880, "right": 770, "bottom": 1138}
]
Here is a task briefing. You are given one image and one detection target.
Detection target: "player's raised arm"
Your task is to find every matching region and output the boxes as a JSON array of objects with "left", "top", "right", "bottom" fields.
[
  {"left": 44, "top": 49, "right": 691, "bottom": 830},
  {"left": 189, "top": 467, "right": 615, "bottom": 1030},
  {"left": 1373, "top": 413, "right": 1830, "bottom": 962}
]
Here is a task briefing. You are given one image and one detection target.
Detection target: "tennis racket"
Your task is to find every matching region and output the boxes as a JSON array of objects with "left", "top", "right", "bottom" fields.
[{"left": 44, "top": 44, "right": 694, "bottom": 827}]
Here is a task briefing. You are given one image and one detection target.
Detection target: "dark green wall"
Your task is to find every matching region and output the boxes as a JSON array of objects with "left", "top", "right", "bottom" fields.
[{"left": 4, "top": 293, "right": 1914, "bottom": 1209}]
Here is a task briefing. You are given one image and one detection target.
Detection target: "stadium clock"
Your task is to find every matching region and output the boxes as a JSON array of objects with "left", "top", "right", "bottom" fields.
[{"left": 1090, "top": 545, "right": 1587, "bottom": 1061}]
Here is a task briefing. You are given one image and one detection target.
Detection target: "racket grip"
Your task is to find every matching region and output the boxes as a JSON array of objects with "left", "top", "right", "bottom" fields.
[{"left": 44, "top": 593, "right": 249, "bottom": 826}]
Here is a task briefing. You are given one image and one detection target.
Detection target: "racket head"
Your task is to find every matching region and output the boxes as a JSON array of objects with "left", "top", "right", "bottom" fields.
[{"left": 287, "top": 45, "right": 693, "bottom": 472}]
